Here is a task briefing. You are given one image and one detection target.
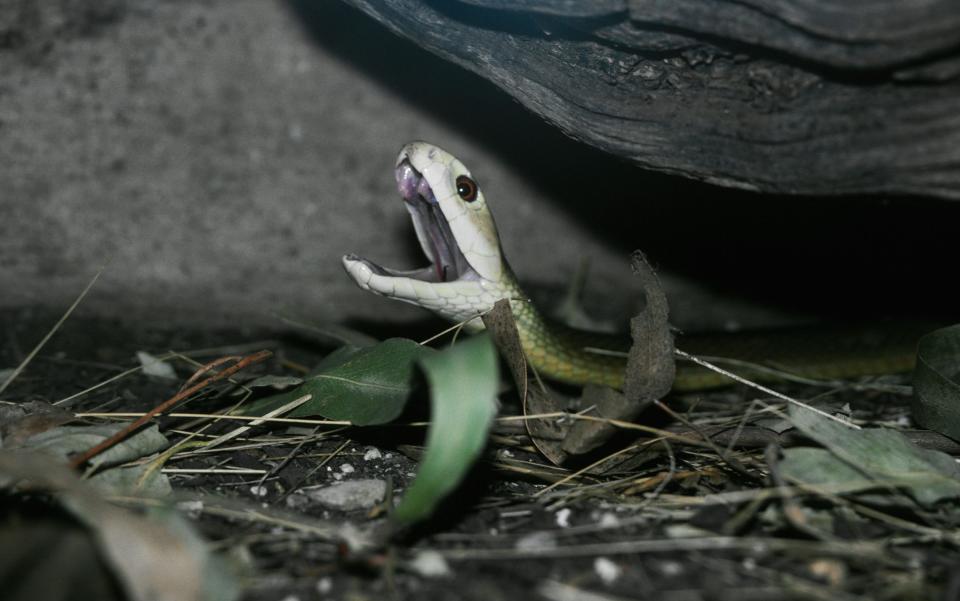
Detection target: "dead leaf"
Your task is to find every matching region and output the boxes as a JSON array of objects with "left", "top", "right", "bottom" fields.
[
  {"left": 785, "top": 404, "right": 960, "bottom": 505},
  {"left": 622, "top": 250, "right": 675, "bottom": 410},
  {"left": 10, "top": 423, "right": 172, "bottom": 496},
  {"left": 0, "top": 400, "right": 76, "bottom": 447},
  {"left": 0, "top": 518, "right": 125, "bottom": 601},
  {"left": 0, "top": 451, "right": 239, "bottom": 601},
  {"left": 482, "top": 299, "right": 569, "bottom": 464},
  {"left": 562, "top": 251, "right": 675, "bottom": 455}
]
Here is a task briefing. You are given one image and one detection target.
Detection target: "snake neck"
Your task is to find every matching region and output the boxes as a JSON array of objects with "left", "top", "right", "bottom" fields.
[
  {"left": 498, "top": 267, "right": 629, "bottom": 389},
  {"left": 344, "top": 142, "right": 924, "bottom": 393}
]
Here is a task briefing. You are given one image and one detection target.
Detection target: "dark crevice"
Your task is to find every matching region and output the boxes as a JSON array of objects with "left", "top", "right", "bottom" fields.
[{"left": 287, "top": 0, "right": 960, "bottom": 321}]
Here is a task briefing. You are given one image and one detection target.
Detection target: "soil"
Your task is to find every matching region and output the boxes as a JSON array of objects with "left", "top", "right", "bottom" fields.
[{"left": 2, "top": 307, "right": 954, "bottom": 601}]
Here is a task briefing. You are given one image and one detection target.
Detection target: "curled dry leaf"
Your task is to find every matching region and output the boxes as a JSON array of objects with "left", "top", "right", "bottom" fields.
[
  {"left": 563, "top": 251, "right": 675, "bottom": 455},
  {"left": 0, "top": 400, "right": 75, "bottom": 447},
  {"left": 483, "top": 251, "right": 675, "bottom": 461},
  {"left": 913, "top": 324, "right": 960, "bottom": 441},
  {"left": 482, "top": 299, "right": 569, "bottom": 465}
]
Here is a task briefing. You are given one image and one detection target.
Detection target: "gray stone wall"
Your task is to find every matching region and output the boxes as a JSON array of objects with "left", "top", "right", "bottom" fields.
[{"left": 1, "top": 1, "right": 955, "bottom": 333}]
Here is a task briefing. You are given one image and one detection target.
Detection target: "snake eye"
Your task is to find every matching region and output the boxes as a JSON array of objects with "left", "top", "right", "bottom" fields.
[{"left": 456, "top": 175, "right": 479, "bottom": 202}]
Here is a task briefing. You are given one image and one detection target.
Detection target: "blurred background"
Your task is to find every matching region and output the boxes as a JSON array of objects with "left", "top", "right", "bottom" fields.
[{"left": 1, "top": 0, "right": 957, "bottom": 338}]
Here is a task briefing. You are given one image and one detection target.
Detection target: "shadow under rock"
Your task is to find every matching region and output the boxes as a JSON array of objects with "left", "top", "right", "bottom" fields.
[{"left": 286, "top": 0, "right": 960, "bottom": 322}]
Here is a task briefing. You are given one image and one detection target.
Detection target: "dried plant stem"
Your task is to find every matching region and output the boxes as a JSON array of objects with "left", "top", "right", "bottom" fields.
[
  {"left": 0, "top": 268, "right": 104, "bottom": 398},
  {"left": 69, "top": 349, "right": 272, "bottom": 469}
]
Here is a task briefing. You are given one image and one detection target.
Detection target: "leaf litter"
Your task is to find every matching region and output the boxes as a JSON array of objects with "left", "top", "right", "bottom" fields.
[{"left": 1, "top": 288, "right": 960, "bottom": 599}]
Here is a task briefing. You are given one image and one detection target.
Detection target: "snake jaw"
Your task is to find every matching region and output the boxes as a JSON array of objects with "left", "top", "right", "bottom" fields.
[
  {"left": 343, "top": 153, "right": 479, "bottom": 288},
  {"left": 399, "top": 142, "right": 504, "bottom": 283},
  {"left": 343, "top": 142, "right": 512, "bottom": 326},
  {"left": 397, "top": 160, "right": 475, "bottom": 284}
]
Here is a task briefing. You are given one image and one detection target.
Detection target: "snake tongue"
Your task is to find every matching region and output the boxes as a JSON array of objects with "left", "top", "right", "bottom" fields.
[
  {"left": 395, "top": 160, "right": 473, "bottom": 283},
  {"left": 343, "top": 160, "right": 474, "bottom": 285}
]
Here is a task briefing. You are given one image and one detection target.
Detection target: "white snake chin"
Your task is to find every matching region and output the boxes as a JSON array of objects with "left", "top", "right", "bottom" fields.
[{"left": 343, "top": 141, "right": 511, "bottom": 329}]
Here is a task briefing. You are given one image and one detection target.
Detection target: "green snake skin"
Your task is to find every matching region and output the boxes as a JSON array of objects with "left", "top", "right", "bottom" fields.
[{"left": 343, "top": 142, "right": 923, "bottom": 391}]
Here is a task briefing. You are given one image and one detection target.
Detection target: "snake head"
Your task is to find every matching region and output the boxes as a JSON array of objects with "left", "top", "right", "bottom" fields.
[{"left": 343, "top": 142, "right": 510, "bottom": 327}]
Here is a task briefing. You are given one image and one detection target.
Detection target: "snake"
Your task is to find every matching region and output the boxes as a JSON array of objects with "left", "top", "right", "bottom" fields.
[{"left": 342, "top": 142, "right": 922, "bottom": 391}]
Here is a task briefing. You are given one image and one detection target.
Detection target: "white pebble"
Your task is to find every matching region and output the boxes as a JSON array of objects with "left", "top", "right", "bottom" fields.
[
  {"left": 555, "top": 508, "right": 572, "bottom": 528},
  {"left": 136, "top": 351, "right": 176, "bottom": 379},
  {"left": 594, "top": 557, "right": 621, "bottom": 584},
  {"left": 363, "top": 448, "right": 382, "bottom": 461},
  {"left": 175, "top": 500, "right": 204, "bottom": 517},
  {"left": 407, "top": 550, "right": 452, "bottom": 578},
  {"left": 515, "top": 531, "right": 557, "bottom": 551},
  {"left": 304, "top": 479, "right": 387, "bottom": 510},
  {"left": 340, "top": 463, "right": 355, "bottom": 474},
  {"left": 658, "top": 560, "right": 683, "bottom": 576},
  {"left": 598, "top": 513, "right": 620, "bottom": 528}
]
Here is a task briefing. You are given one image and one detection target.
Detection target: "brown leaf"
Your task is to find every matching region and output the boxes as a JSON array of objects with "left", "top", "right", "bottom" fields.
[
  {"left": 482, "top": 300, "right": 569, "bottom": 464},
  {"left": 0, "top": 401, "right": 76, "bottom": 447},
  {"left": 0, "top": 451, "right": 238, "bottom": 601},
  {"left": 563, "top": 251, "right": 675, "bottom": 455},
  {"left": 622, "top": 250, "right": 675, "bottom": 408}
]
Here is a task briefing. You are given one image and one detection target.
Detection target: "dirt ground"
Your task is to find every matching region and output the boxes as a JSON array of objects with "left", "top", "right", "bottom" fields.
[
  {"left": 3, "top": 2, "right": 960, "bottom": 600},
  {"left": 3, "top": 306, "right": 957, "bottom": 601}
]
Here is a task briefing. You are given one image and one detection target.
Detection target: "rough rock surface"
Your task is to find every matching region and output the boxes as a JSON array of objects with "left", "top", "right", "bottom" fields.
[
  {"left": 341, "top": 0, "right": 960, "bottom": 198},
  {"left": 1, "top": 0, "right": 957, "bottom": 332},
  {"left": 0, "top": 0, "right": 650, "bottom": 327}
]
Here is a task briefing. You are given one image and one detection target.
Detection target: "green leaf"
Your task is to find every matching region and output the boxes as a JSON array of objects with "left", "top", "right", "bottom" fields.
[
  {"left": 780, "top": 447, "right": 882, "bottom": 493},
  {"left": 913, "top": 324, "right": 960, "bottom": 441},
  {"left": 244, "top": 339, "right": 434, "bottom": 426},
  {"left": 307, "top": 344, "right": 364, "bottom": 376},
  {"left": 392, "top": 334, "right": 499, "bottom": 526},
  {"left": 787, "top": 404, "right": 960, "bottom": 505},
  {"left": 244, "top": 374, "right": 303, "bottom": 389}
]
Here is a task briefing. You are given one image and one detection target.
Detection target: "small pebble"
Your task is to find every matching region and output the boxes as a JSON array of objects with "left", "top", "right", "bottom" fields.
[
  {"left": 658, "top": 560, "right": 683, "bottom": 576},
  {"left": 136, "top": 351, "right": 176, "bottom": 379},
  {"left": 407, "top": 551, "right": 452, "bottom": 578},
  {"left": 175, "top": 500, "right": 204, "bottom": 518},
  {"left": 809, "top": 559, "right": 846, "bottom": 587},
  {"left": 304, "top": 479, "right": 387, "bottom": 510},
  {"left": 515, "top": 531, "right": 557, "bottom": 552},
  {"left": 285, "top": 493, "right": 308, "bottom": 509},
  {"left": 598, "top": 513, "right": 619, "bottom": 528},
  {"left": 594, "top": 557, "right": 621, "bottom": 585}
]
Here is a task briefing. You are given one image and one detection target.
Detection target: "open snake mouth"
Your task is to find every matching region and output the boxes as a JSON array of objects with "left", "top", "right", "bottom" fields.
[{"left": 344, "top": 159, "right": 476, "bottom": 283}]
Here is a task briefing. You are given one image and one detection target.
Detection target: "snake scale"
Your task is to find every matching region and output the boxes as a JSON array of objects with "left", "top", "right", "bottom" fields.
[{"left": 343, "top": 142, "right": 922, "bottom": 391}]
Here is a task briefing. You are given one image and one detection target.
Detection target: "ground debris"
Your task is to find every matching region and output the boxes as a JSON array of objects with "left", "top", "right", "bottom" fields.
[{"left": 1, "top": 310, "right": 957, "bottom": 601}]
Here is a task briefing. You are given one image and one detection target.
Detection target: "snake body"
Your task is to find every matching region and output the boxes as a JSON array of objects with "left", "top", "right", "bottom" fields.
[{"left": 343, "top": 142, "right": 919, "bottom": 391}]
